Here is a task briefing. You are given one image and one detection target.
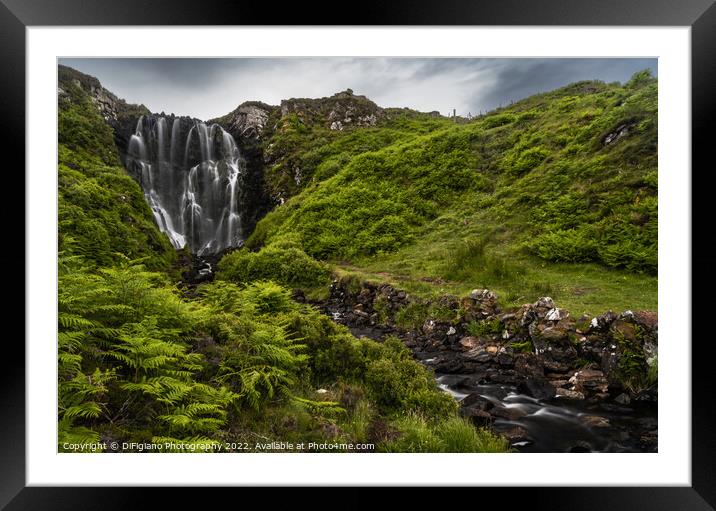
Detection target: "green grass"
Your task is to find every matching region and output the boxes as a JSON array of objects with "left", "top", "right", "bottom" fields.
[
  {"left": 338, "top": 229, "right": 656, "bottom": 315},
  {"left": 245, "top": 72, "right": 658, "bottom": 314},
  {"left": 380, "top": 414, "right": 509, "bottom": 453}
]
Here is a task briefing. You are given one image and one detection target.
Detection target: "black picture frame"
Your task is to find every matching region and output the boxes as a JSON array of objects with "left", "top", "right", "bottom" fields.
[{"left": 4, "top": 0, "right": 715, "bottom": 507}]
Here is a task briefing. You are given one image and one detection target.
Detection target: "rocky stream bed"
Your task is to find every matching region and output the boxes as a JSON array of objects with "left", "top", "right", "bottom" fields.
[{"left": 312, "top": 279, "right": 658, "bottom": 453}]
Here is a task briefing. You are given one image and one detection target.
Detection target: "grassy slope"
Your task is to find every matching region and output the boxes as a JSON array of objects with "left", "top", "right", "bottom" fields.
[
  {"left": 244, "top": 72, "right": 658, "bottom": 314},
  {"left": 58, "top": 68, "right": 175, "bottom": 269}
]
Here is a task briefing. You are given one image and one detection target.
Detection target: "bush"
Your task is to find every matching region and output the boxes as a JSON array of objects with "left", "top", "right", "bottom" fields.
[
  {"left": 511, "top": 146, "right": 550, "bottom": 174},
  {"left": 363, "top": 338, "right": 457, "bottom": 418},
  {"left": 482, "top": 114, "right": 517, "bottom": 129},
  {"left": 532, "top": 228, "right": 599, "bottom": 263},
  {"left": 217, "top": 245, "right": 331, "bottom": 289}
]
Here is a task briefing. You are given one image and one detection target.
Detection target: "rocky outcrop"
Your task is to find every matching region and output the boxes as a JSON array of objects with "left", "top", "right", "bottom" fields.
[
  {"left": 219, "top": 102, "right": 275, "bottom": 143},
  {"left": 58, "top": 65, "right": 151, "bottom": 156},
  {"left": 280, "top": 89, "right": 385, "bottom": 131}
]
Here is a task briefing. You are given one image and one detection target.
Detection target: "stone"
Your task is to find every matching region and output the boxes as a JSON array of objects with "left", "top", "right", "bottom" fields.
[
  {"left": 465, "top": 409, "right": 493, "bottom": 427},
  {"left": 602, "top": 122, "right": 634, "bottom": 145},
  {"left": 490, "top": 405, "right": 527, "bottom": 421},
  {"left": 458, "top": 336, "right": 480, "bottom": 350},
  {"left": 514, "top": 354, "right": 544, "bottom": 378},
  {"left": 438, "top": 375, "right": 471, "bottom": 387},
  {"left": 501, "top": 426, "right": 531, "bottom": 443},
  {"left": 580, "top": 415, "right": 611, "bottom": 428},
  {"left": 517, "top": 378, "right": 556, "bottom": 400},
  {"left": 422, "top": 319, "right": 437, "bottom": 334},
  {"left": 542, "top": 359, "right": 571, "bottom": 373},
  {"left": 588, "top": 311, "right": 618, "bottom": 332},
  {"left": 615, "top": 393, "right": 631, "bottom": 405},
  {"left": 497, "top": 352, "right": 514, "bottom": 366},
  {"left": 569, "top": 369, "right": 609, "bottom": 394},
  {"left": 534, "top": 297, "right": 556, "bottom": 309},
  {"left": 568, "top": 441, "right": 593, "bottom": 452},
  {"left": 460, "top": 393, "right": 494, "bottom": 411},
  {"left": 545, "top": 308, "right": 569, "bottom": 321},
  {"left": 466, "top": 350, "right": 493, "bottom": 363},
  {"left": 555, "top": 388, "right": 585, "bottom": 400}
]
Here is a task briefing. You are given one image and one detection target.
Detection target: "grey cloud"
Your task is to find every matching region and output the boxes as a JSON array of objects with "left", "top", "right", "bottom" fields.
[{"left": 58, "top": 57, "right": 657, "bottom": 120}]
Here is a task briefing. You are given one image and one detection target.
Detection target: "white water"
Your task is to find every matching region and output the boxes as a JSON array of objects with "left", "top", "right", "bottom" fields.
[{"left": 126, "top": 115, "right": 245, "bottom": 255}]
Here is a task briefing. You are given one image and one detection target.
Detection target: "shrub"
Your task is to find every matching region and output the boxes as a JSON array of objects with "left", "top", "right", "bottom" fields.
[
  {"left": 511, "top": 146, "right": 550, "bottom": 175},
  {"left": 217, "top": 245, "right": 331, "bottom": 289},
  {"left": 532, "top": 228, "right": 599, "bottom": 263},
  {"left": 483, "top": 114, "right": 517, "bottom": 129}
]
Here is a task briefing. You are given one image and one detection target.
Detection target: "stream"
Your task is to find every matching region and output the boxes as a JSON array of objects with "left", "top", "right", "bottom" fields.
[{"left": 331, "top": 312, "right": 657, "bottom": 453}]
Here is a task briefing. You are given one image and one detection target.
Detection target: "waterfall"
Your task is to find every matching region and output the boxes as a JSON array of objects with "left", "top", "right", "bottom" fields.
[{"left": 125, "top": 115, "right": 245, "bottom": 255}]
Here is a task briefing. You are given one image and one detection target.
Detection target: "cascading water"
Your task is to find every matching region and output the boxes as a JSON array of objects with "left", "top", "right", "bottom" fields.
[{"left": 125, "top": 115, "right": 245, "bottom": 255}]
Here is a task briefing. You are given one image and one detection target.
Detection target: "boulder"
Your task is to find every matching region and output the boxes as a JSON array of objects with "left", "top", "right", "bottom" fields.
[
  {"left": 490, "top": 405, "right": 527, "bottom": 421},
  {"left": 517, "top": 378, "right": 556, "bottom": 400},
  {"left": 460, "top": 393, "right": 494, "bottom": 411}
]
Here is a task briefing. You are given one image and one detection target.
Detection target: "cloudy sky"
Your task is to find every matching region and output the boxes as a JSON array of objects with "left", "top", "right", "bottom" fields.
[{"left": 59, "top": 58, "right": 657, "bottom": 121}]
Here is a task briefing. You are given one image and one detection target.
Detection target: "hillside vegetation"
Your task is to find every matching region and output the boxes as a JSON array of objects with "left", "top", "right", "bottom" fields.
[
  {"left": 57, "top": 67, "right": 508, "bottom": 453},
  {"left": 236, "top": 71, "right": 658, "bottom": 313},
  {"left": 58, "top": 66, "right": 175, "bottom": 269}
]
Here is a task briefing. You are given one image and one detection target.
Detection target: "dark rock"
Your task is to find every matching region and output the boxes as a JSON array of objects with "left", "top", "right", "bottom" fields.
[
  {"left": 490, "top": 405, "right": 527, "bottom": 421},
  {"left": 497, "top": 352, "right": 514, "bottom": 366},
  {"left": 602, "top": 122, "right": 635, "bottom": 145},
  {"left": 569, "top": 442, "right": 593, "bottom": 452},
  {"left": 555, "top": 388, "right": 585, "bottom": 400},
  {"left": 545, "top": 308, "right": 569, "bottom": 321},
  {"left": 517, "top": 378, "right": 556, "bottom": 400},
  {"left": 569, "top": 369, "right": 609, "bottom": 394},
  {"left": 438, "top": 375, "right": 471, "bottom": 387},
  {"left": 460, "top": 393, "right": 494, "bottom": 411},
  {"left": 465, "top": 350, "right": 493, "bottom": 363},
  {"left": 501, "top": 426, "right": 531, "bottom": 443},
  {"left": 614, "top": 393, "right": 631, "bottom": 405},
  {"left": 588, "top": 311, "right": 618, "bottom": 333},
  {"left": 465, "top": 409, "right": 494, "bottom": 427},
  {"left": 534, "top": 297, "right": 556, "bottom": 310},
  {"left": 514, "top": 353, "right": 544, "bottom": 378}
]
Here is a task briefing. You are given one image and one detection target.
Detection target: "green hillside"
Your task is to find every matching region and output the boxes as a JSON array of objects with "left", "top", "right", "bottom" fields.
[
  {"left": 236, "top": 71, "right": 657, "bottom": 314},
  {"left": 58, "top": 65, "right": 175, "bottom": 269}
]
